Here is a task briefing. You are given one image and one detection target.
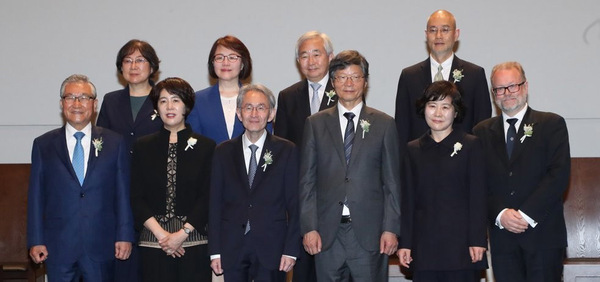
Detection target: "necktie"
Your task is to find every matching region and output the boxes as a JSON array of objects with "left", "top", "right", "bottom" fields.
[
  {"left": 434, "top": 65, "right": 444, "bottom": 82},
  {"left": 506, "top": 118, "right": 518, "bottom": 158},
  {"left": 310, "top": 83, "right": 321, "bottom": 114},
  {"left": 73, "top": 132, "right": 85, "bottom": 185},
  {"left": 343, "top": 112, "right": 355, "bottom": 165},
  {"left": 248, "top": 144, "right": 258, "bottom": 187}
]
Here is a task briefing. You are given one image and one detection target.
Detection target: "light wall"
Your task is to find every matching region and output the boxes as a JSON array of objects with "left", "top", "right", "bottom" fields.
[{"left": 2, "top": 0, "right": 599, "bottom": 162}]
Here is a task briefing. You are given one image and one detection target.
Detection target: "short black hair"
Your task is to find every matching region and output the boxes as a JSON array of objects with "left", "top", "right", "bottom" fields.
[{"left": 416, "top": 80, "right": 465, "bottom": 123}]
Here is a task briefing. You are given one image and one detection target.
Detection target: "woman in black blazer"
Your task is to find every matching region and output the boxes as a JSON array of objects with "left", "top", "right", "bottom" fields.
[
  {"left": 131, "top": 77, "right": 215, "bottom": 281},
  {"left": 397, "top": 81, "right": 488, "bottom": 282}
]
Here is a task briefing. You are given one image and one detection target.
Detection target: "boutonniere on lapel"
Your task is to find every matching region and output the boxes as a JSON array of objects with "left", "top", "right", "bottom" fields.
[
  {"left": 261, "top": 150, "right": 273, "bottom": 172},
  {"left": 151, "top": 110, "right": 158, "bottom": 121},
  {"left": 185, "top": 137, "right": 197, "bottom": 151},
  {"left": 520, "top": 123, "right": 534, "bottom": 143},
  {"left": 92, "top": 137, "right": 103, "bottom": 157},
  {"left": 325, "top": 90, "right": 336, "bottom": 106},
  {"left": 450, "top": 142, "right": 462, "bottom": 157},
  {"left": 359, "top": 119, "right": 370, "bottom": 139},
  {"left": 452, "top": 69, "right": 464, "bottom": 83}
]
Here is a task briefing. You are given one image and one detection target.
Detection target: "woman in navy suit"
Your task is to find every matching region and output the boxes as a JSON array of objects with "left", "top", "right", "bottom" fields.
[
  {"left": 131, "top": 77, "right": 215, "bottom": 281},
  {"left": 188, "top": 35, "right": 272, "bottom": 144},
  {"left": 397, "top": 81, "right": 488, "bottom": 281},
  {"left": 97, "top": 39, "right": 163, "bottom": 152}
]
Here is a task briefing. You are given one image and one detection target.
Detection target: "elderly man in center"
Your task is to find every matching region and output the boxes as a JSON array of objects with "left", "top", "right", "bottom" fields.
[{"left": 300, "top": 50, "right": 401, "bottom": 281}]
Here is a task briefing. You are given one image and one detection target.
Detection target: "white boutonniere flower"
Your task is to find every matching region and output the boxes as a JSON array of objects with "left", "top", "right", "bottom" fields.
[
  {"left": 520, "top": 123, "right": 534, "bottom": 143},
  {"left": 261, "top": 150, "right": 273, "bottom": 172},
  {"left": 359, "top": 119, "right": 370, "bottom": 139},
  {"left": 450, "top": 142, "right": 462, "bottom": 157},
  {"left": 151, "top": 110, "right": 158, "bottom": 121},
  {"left": 92, "top": 137, "right": 103, "bottom": 157},
  {"left": 185, "top": 137, "right": 197, "bottom": 151},
  {"left": 325, "top": 90, "right": 336, "bottom": 106},
  {"left": 452, "top": 69, "right": 464, "bottom": 83}
]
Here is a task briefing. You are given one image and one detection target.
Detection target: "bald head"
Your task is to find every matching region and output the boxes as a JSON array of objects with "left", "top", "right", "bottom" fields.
[{"left": 427, "top": 10, "right": 456, "bottom": 29}]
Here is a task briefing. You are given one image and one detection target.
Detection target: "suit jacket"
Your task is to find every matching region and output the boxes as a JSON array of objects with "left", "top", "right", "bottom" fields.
[
  {"left": 208, "top": 133, "right": 300, "bottom": 270},
  {"left": 130, "top": 126, "right": 215, "bottom": 233},
  {"left": 395, "top": 56, "right": 491, "bottom": 146},
  {"left": 299, "top": 105, "right": 401, "bottom": 252},
  {"left": 473, "top": 107, "right": 570, "bottom": 252},
  {"left": 97, "top": 86, "right": 163, "bottom": 152},
  {"left": 401, "top": 129, "right": 487, "bottom": 271},
  {"left": 27, "top": 125, "right": 134, "bottom": 263},
  {"left": 275, "top": 79, "right": 337, "bottom": 145}
]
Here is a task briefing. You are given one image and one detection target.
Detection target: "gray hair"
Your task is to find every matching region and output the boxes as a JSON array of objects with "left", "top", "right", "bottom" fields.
[
  {"left": 60, "top": 74, "right": 97, "bottom": 98},
  {"left": 237, "top": 84, "right": 276, "bottom": 110},
  {"left": 295, "top": 31, "right": 334, "bottom": 59},
  {"left": 490, "top": 61, "right": 527, "bottom": 84}
]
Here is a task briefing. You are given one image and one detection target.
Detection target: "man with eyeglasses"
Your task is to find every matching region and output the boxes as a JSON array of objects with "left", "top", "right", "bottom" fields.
[
  {"left": 27, "top": 74, "right": 134, "bottom": 281},
  {"left": 274, "top": 30, "right": 339, "bottom": 282},
  {"left": 209, "top": 84, "right": 300, "bottom": 282},
  {"left": 300, "top": 50, "right": 401, "bottom": 281},
  {"left": 394, "top": 9, "right": 491, "bottom": 149},
  {"left": 473, "top": 61, "right": 570, "bottom": 282}
]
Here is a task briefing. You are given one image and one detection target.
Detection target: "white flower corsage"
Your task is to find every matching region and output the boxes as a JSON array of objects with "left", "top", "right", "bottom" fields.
[
  {"left": 359, "top": 119, "right": 370, "bottom": 139},
  {"left": 261, "top": 150, "right": 273, "bottom": 171},
  {"left": 151, "top": 110, "right": 158, "bottom": 121},
  {"left": 325, "top": 90, "right": 336, "bottom": 106},
  {"left": 185, "top": 137, "right": 197, "bottom": 151},
  {"left": 520, "top": 123, "right": 534, "bottom": 143},
  {"left": 450, "top": 142, "right": 462, "bottom": 157},
  {"left": 452, "top": 69, "right": 464, "bottom": 83},
  {"left": 92, "top": 137, "right": 103, "bottom": 157}
]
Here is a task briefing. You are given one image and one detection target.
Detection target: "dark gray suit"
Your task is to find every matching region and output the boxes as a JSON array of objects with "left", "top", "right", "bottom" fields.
[{"left": 299, "top": 105, "right": 401, "bottom": 281}]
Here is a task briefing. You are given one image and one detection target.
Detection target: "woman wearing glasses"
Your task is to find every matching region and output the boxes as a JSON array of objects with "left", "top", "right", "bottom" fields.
[
  {"left": 188, "top": 35, "right": 271, "bottom": 144},
  {"left": 131, "top": 77, "right": 215, "bottom": 282},
  {"left": 397, "top": 81, "right": 488, "bottom": 281}
]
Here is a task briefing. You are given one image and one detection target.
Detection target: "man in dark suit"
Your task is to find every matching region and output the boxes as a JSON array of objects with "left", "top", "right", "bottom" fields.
[
  {"left": 395, "top": 9, "right": 491, "bottom": 147},
  {"left": 209, "top": 84, "right": 300, "bottom": 281},
  {"left": 274, "top": 30, "right": 338, "bottom": 282},
  {"left": 473, "top": 61, "right": 570, "bottom": 282},
  {"left": 275, "top": 30, "right": 337, "bottom": 146},
  {"left": 300, "top": 50, "right": 401, "bottom": 281},
  {"left": 27, "top": 74, "right": 134, "bottom": 282}
]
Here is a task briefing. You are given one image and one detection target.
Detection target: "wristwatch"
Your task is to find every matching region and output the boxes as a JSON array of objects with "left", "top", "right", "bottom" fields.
[{"left": 182, "top": 227, "right": 191, "bottom": 234}]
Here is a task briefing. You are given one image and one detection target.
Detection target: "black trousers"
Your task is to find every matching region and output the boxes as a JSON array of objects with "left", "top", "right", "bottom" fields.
[{"left": 139, "top": 244, "right": 211, "bottom": 282}]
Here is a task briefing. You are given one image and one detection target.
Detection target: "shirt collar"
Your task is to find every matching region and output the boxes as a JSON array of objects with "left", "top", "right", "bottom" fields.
[
  {"left": 242, "top": 130, "right": 267, "bottom": 148},
  {"left": 430, "top": 53, "right": 454, "bottom": 70},
  {"left": 65, "top": 122, "right": 92, "bottom": 137}
]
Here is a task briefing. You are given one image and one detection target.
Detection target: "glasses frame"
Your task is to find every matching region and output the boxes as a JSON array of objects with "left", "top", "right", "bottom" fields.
[
  {"left": 334, "top": 75, "right": 365, "bottom": 84},
  {"left": 492, "top": 81, "right": 526, "bottom": 96},
  {"left": 213, "top": 54, "right": 242, "bottom": 63},
  {"left": 62, "top": 94, "right": 96, "bottom": 104}
]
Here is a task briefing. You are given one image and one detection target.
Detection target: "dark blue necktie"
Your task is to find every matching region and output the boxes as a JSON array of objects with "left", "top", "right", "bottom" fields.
[
  {"left": 73, "top": 132, "right": 85, "bottom": 185},
  {"left": 343, "top": 112, "right": 355, "bottom": 165},
  {"left": 506, "top": 118, "right": 518, "bottom": 158}
]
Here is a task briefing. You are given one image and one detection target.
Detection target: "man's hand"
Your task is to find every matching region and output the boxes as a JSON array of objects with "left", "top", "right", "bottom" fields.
[
  {"left": 115, "top": 241, "right": 132, "bottom": 260},
  {"left": 469, "top": 246, "right": 486, "bottom": 263},
  {"left": 303, "top": 231, "right": 322, "bottom": 255},
  {"left": 29, "top": 245, "right": 48, "bottom": 264},
  {"left": 211, "top": 258, "right": 223, "bottom": 275},
  {"left": 500, "top": 209, "right": 529, "bottom": 233},
  {"left": 279, "top": 256, "right": 296, "bottom": 272},
  {"left": 379, "top": 231, "right": 398, "bottom": 255},
  {"left": 397, "top": 248, "right": 412, "bottom": 268}
]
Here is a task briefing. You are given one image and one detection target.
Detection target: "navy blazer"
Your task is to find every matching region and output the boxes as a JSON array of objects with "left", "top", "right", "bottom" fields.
[
  {"left": 473, "top": 108, "right": 570, "bottom": 252},
  {"left": 27, "top": 125, "right": 134, "bottom": 263},
  {"left": 401, "top": 129, "right": 487, "bottom": 271},
  {"left": 97, "top": 86, "right": 163, "bottom": 153},
  {"left": 395, "top": 56, "right": 491, "bottom": 146},
  {"left": 275, "top": 79, "right": 337, "bottom": 146},
  {"left": 208, "top": 133, "right": 300, "bottom": 270}
]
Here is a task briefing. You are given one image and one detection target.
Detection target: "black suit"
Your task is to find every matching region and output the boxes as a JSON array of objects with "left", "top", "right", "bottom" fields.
[
  {"left": 395, "top": 56, "right": 491, "bottom": 146},
  {"left": 274, "top": 79, "right": 336, "bottom": 282},
  {"left": 275, "top": 79, "right": 337, "bottom": 146},
  {"left": 473, "top": 107, "right": 570, "bottom": 282}
]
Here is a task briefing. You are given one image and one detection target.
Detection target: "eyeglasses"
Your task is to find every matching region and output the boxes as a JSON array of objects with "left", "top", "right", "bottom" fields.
[
  {"left": 122, "top": 57, "right": 148, "bottom": 65},
  {"left": 427, "top": 26, "right": 452, "bottom": 35},
  {"left": 241, "top": 104, "right": 269, "bottom": 113},
  {"left": 213, "top": 54, "right": 241, "bottom": 63},
  {"left": 62, "top": 94, "right": 95, "bottom": 104},
  {"left": 334, "top": 75, "right": 364, "bottom": 83},
  {"left": 492, "top": 81, "right": 526, "bottom": 96}
]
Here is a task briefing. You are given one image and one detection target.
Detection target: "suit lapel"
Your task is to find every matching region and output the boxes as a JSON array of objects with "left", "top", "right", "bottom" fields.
[
  {"left": 117, "top": 88, "right": 136, "bottom": 127},
  {"left": 249, "top": 134, "right": 275, "bottom": 191},
  {"left": 489, "top": 117, "right": 510, "bottom": 165},
  {"left": 324, "top": 107, "right": 346, "bottom": 166},
  {"left": 420, "top": 59, "right": 433, "bottom": 86},
  {"left": 296, "top": 82, "right": 312, "bottom": 118},
  {"left": 83, "top": 126, "right": 102, "bottom": 187},
  {"left": 233, "top": 137, "right": 251, "bottom": 191},
  {"left": 319, "top": 80, "right": 337, "bottom": 110},
  {"left": 208, "top": 84, "right": 232, "bottom": 139},
  {"left": 133, "top": 96, "right": 155, "bottom": 127},
  {"left": 348, "top": 107, "right": 370, "bottom": 169},
  {"left": 510, "top": 108, "right": 533, "bottom": 164},
  {"left": 55, "top": 127, "right": 80, "bottom": 184}
]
